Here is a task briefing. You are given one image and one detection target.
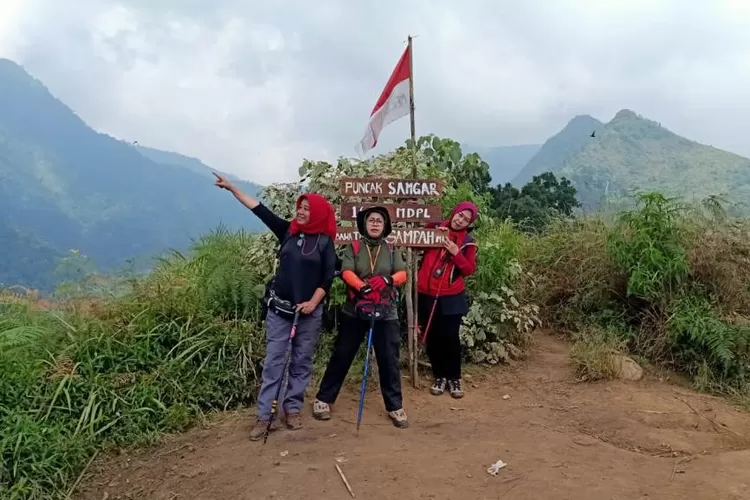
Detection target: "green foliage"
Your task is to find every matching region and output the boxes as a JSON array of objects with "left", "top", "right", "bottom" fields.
[
  {"left": 410, "top": 135, "right": 492, "bottom": 194},
  {"left": 466, "top": 220, "right": 524, "bottom": 293},
  {"left": 490, "top": 172, "right": 581, "bottom": 232},
  {"left": 607, "top": 192, "right": 690, "bottom": 302},
  {"left": 458, "top": 219, "right": 540, "bottom": 362},
  {"left": 519, "top": 216, "right": 618, "bottom": 330},
  {"left": 667, "top": 295, "right": 750, "bottom": 384},
  {"left": 460, "top": 290, "right": 540, "bottom": 364},
  {"left": 521, "top": 189, "right": 750, "bottom": 393},
  {"left": 0, "top": 231, "right": 268, "bottom": 499}
]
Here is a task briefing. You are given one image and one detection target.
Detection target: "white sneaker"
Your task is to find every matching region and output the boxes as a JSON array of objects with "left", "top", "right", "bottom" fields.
[
  {"left": 312, "top": 399, "right": 331, "bottom": 420},
  {"left": 388, "top": 408, "right": 409, "bottom": 428}
]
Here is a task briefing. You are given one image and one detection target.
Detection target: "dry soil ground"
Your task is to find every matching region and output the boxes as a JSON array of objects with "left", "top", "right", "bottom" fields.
[{"left": 77, "top": 332, "right": 750, "bottom": 500}]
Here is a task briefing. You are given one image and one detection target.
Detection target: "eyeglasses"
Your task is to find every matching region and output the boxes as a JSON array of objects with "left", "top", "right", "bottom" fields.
[{"left": 367, "top": 219, "right": 385, "bottom": 225}]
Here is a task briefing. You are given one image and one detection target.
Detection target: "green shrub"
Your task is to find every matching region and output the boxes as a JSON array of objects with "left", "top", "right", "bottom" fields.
[
  {"left": 521, "top": 191, "right": 750, "bottom": 395},
  {"left": 460, "top": 289, "right": 540, "bottom": 364},
  {"left": 519, "top": 216, "right": 620, "bottom": 329},
  {"left": 666, "top": 295, "right": 750, "bottom": 386},
  {"left": 607, "top": 192, "right": 690, "bottom": 304}
]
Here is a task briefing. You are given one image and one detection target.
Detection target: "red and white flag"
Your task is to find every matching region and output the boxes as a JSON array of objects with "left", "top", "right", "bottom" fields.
[{"left": 355, "top": 45, "right": 411, "bottom": 156}]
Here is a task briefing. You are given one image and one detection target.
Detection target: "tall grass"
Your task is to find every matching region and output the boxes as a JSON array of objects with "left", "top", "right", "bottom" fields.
[{"left": 0, "top": 230, "right": 269, "bottom": 499}]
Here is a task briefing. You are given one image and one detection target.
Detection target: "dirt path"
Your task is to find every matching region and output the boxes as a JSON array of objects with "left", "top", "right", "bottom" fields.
[{"left": 78, "top": 333, "right": 750, "bottom": 500}]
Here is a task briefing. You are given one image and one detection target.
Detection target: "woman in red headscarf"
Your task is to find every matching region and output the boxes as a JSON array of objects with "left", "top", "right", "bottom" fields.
[
  {"left": 214, "top": 173, "right": 337, "bottom": 440},
  {"left": 417, "top": 201, "right": 479, "bottom": 399}
]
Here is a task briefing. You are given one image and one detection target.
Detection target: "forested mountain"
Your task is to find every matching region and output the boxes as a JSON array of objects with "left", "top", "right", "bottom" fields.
[
  {"left": 511, "top": 115, "right": 604, "bottom": 186},
  {"left": 552, "top": 110, "right": 750, "bottom": 212},
  {"left": 0, "top": 59, "right": 263, "bottom": 291}
]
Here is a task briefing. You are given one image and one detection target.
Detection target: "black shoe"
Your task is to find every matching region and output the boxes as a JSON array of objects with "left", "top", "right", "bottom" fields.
[
  {"left": 448, "top": 379, "right": 464, "bottom": 399},
  {"left": 430, "top": 378, "right": 447, "bottom": 396}
]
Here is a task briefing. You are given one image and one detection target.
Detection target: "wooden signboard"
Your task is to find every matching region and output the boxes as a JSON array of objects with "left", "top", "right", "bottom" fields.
[
  {"left": 335, "top": 227, "right": 446, "bottom": 248},
  {"left": 340, "top": 202, "right": 442, "bottom": 223},
  {"left": 340, "top": 177, "right": 444, "bottom": 199}
]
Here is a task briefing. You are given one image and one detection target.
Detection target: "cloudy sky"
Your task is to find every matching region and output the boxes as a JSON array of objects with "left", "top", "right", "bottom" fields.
[{"left": 1, "top": 0, "right": 750, "bottom": 185}]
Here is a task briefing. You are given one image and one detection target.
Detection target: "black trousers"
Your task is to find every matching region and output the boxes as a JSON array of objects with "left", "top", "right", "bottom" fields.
[
  {"left": 418, "top": 294, "right": 465, "bottom": 381},
  {"left": 316, "top": 314, "right": 403, "bottom": 412}
]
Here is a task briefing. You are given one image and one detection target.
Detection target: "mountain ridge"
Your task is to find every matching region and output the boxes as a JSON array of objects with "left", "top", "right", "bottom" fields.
[{"left": 0, "top": 58, "right": 264, "bottom": 291}]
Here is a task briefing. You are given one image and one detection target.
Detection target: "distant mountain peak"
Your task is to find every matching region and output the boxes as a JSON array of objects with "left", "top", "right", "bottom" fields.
[
  {"left": 569, "top": 114, "right": 600, "bottom": 124},
  {"left": 612, "top": 109, "right": 641, "bottom": 121},
  {"left": 510, "top": 114, "right": 604, "bottom": 185}
]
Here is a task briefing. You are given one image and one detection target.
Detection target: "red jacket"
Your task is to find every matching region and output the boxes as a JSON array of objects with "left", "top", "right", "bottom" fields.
[{"left": 417, "top": 223, "right": 478, "bottom": 297}]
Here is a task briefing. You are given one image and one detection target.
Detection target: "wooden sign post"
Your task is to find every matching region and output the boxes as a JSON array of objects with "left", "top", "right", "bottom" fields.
[{"left": 336, "top": 176, "right": 445, "bottom": 388}]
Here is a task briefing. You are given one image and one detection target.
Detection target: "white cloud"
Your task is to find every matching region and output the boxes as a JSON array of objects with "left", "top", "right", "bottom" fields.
[
  {"left": 0, "top": 0, "right": 28, "bottom": 60},
  {"left": 5, "top": 0, "right": 750, "bottom": 184}
]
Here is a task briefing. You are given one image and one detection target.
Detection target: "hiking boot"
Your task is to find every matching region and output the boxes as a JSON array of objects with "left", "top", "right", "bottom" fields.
[
  {"left": 284, "top": 412, "right": 303, "bottom": 430},
  {"left": 249, "top": 419, "right": 277, "bottom": 441},
  {"left": 448, "top": 379, "right": 464, "bottom": 399},
  {"left": 430, "top": 378, "right": 447, "bottom": 396},
  {"left": 312, "top": 399, "right": 331, "bottom": 420},
  {"left": 388, "top": 409, "right": 409, "bottom": 429}
]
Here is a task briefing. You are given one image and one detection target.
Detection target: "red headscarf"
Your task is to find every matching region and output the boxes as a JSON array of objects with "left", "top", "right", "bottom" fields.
[{"left": 288, "top": 193, "right": 337, "bottom": 240}]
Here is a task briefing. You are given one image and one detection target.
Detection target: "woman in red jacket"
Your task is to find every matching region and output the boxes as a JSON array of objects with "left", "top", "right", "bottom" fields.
[{"left": 417, "top": 201, "right": 478, "bottom": 399}]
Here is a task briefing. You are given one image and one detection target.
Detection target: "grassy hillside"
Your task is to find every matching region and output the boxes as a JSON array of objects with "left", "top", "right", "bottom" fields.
[
  {"left": 0, "top": 59, "right": 264, "bottom": 291},
  {"left": 511, "top": 115, "right": 604, "bottom": 186},
  {"left": 463, "top": 143, "right": 540, "bottom": 185},
  {"left": 558, "top": 110, "right": 750, "bottom": 213}
]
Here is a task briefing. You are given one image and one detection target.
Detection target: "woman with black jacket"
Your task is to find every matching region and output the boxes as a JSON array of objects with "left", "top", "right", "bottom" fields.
[{"left": 214, "top": 173, "right": 337, "bottom": 440}]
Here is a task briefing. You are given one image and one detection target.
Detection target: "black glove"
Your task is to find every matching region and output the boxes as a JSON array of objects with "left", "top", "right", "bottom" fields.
[{"left": 359, "top": 283, "right": 373, "bottom": 296}]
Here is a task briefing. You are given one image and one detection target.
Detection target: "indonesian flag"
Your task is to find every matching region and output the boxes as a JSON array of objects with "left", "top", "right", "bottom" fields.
[{"left": 355, "top": 45, "right": 411, "bottom": 156}]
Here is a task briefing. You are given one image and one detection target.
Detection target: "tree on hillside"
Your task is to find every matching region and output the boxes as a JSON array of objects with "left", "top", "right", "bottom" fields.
[
  {"left": 406, "top": 135, "right": 492, "bottom": 193},
  {"left": 490, "top": 171, "right": 580, "bottom": 231}
]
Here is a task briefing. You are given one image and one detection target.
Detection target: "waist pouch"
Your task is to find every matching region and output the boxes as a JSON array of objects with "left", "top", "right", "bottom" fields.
[
  {"left": 266, "top": 290, "right": 297, "bottom": 319},
  {"left": 354, "top": 299, "right": 391, "bottom": 322}
]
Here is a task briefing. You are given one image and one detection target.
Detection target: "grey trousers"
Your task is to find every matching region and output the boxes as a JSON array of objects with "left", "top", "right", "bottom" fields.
[{"left": 256, "top": 305, "right": 323, "bottom": 421}]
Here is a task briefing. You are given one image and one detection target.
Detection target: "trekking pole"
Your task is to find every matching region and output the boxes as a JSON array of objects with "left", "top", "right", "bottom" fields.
[
  {"left": 355, "top": 314, "right": 376, "bottom": 434},
  {"left": 419, "top": 266, "right": 447, "bottom": 345},
  {"left": 263, "top": 310, "right": 300, "bottom": 445}
]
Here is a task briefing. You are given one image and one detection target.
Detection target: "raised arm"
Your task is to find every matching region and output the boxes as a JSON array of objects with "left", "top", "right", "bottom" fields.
[{"left": 213, "top": 172, "right": 289, "bottom": 241}]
